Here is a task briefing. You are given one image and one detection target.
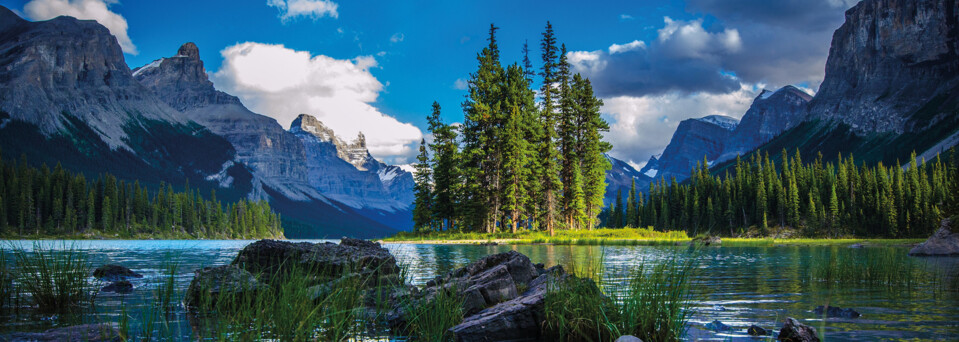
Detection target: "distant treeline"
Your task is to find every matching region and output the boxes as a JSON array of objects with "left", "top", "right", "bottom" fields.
[
  {"left": 0, "top": 153, "right": 282, "bottom": 239},
  {"left": 603, "top": 149, "right": 959, "bottom": 238}
]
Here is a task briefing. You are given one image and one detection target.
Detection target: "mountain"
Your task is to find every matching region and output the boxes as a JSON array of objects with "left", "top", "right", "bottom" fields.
[
  {"left": 604, "top": 154, "right": 652, "bottom": 204},
  {"left": 719, "top": 86, "right": 813, "bottom": 161},
  {"left": 0, "top": 6, "right": 249, "bottom": 198},
  {"left": 643, "top": 115, "right": 738, "bottom": 181},
  {"left": 720, "top": 0, "right": 959, "bottom": 168},
  {"left": 132, "top": 42, "right": 415, "bottom": 235}
]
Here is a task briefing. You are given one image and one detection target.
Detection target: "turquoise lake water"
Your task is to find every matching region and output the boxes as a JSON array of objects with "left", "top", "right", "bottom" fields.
[{"left": 1, "top": 240, "right": 957, "bottom": 341}]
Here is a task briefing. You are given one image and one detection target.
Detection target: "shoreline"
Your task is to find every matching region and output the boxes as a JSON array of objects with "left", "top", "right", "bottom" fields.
[{"left": 379, "top": 237, "right": 925, "bottom": 247}]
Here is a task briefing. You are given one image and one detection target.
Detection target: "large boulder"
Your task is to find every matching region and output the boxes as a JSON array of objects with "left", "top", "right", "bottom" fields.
[
  {"left": 232, "top": 238, "right": 399, "bottom": 282},
  {"left": 448, "top": 266, "right": 565, "bottom": 342},
  {"left": 1, "top": 323, "right": 121, "bottom": 341},
  {"left": 183, "top": 265, "right": 262, "bottom": 309},
  {"left": 92, "top": 264, "right": 143, "bottom": 282},
  {"left": 909, "top": 218, "right": 959, "bottom": 256},
  {"left": 778, "top": 317, "right": 820, "bottom": 342},
  {"left": 423, "top": 250, "right": 541, "bottom": 316}
]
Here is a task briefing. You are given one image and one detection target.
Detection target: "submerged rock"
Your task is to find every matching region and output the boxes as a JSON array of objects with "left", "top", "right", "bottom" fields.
[
  {"left": 814, "top": 305, "right": 860, "bottom": 318},
  {"left": 748, "top": 324, "right": 767, "bottom": 336},
  {"left": 615, "top": 335, "right": 643, "bottom": 342},
  {"left": 100, "top": 280, "right": 133, "bottom": 294},
  {"left": 909, "top": 218, "right": 959, "bottom": 256},
  {"left": 779, "top": 317, "right": 820, "bottom": 342},
  {"left": 183, "top": 265, "right": 262, "bottom": 309},
  {"left": 848, "top": 243, "right": 864, "bottom": 248},
  {"left": 1, "top": 323, "right": 121, "bottom": 341},
  {"left": 92, "top": 264, "right": 143, "bottom": 282},
  {"left": 706, "top": 320, "right": 732, "bottom": 331}
]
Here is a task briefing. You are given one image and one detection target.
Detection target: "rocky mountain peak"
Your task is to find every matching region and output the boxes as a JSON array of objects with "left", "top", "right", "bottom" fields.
[
  {"left": 289, "top": 114, "right": 374, "bottom": 170},
  {"left": 0, "top": 6, "right": 26, "bottom": 32},
  {"left": 133, "top": 42, "right": 240, "bottom": 111},
  {"left": 177, "top": 42, "right": 200, "bottom": 59}
]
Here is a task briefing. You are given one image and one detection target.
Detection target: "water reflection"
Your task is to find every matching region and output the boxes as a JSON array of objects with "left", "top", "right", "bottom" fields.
[{"left": 0, "top": 240, "right": 956, "bottom": 341}]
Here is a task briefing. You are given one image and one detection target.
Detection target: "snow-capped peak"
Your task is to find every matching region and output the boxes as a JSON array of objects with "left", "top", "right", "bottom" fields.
[{"left": 698, "top": 115, "right": 739, "bottom": 130}]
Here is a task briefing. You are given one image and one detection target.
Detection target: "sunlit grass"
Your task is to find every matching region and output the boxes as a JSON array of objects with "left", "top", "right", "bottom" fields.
[{"left": 384, "top": 227, "right": 690, "bottom": 246}]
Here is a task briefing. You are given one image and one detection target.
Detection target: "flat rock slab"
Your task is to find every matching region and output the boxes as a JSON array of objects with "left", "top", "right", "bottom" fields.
[
  {"left": 1, "top": 324, "right": 121, "bottom": 342},
  {"left": 183, "top": 264, "right": 262, "bottom": 309},
  {"left": 909, "top": 219, "right": 959, "bottom": 256},
  {"left": 779, "top": 317, "right": 819, "bottom": 342},
  {"left": 232, "top": 238, "right": 399, "bottom": 281}
]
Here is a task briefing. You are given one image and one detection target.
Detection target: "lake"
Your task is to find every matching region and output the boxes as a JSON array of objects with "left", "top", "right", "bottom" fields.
[{"left": 1, "top": 240, "right": 957, "bottom": 341}]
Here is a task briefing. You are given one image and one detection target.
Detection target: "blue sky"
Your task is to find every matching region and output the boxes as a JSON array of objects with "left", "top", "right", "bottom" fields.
[{"left": 2, "top": 0, "right": 858, "bottom": 165}]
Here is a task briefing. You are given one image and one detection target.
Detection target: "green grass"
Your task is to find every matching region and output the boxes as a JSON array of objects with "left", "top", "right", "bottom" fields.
[
  {"left": 384, "top": 227, "right": 690, "bottom": 246},
  {"left": 808, "top": 247, "right": 924, "bottom": 289},
  {"left": 403, "top": 286, "right": 464, "bottom": 341},
  {"left": 10, "top": 243, "right": 94, "bottom": 312},
  {"left": 614, "top": 256, "right": 695, "bottom": 342},
  {"left": 542, "top": 248, "right": 697, "bottom": 342}
]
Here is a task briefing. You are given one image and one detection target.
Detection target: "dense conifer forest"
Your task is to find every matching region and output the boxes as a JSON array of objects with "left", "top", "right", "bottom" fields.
[
  {"left": 412, "top": 23, "right": 612, "bottom": 235},
  {"left": 0, "top": 153, "right": 282, "bottom": 239},
  {"left": 602, "top": 149, "right": 959, "bottom": 238}
]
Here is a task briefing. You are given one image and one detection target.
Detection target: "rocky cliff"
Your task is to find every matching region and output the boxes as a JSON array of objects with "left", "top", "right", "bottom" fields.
[
  {"left": 0, "top": 7, "right": 241, "bottom": 187},
  {"left": 807, "top": 0, "right": 959, "bottom": 134},
  {"left": 605, "top": 154, "right": 652, "bottom": 204},
  {"left": 649, "top": 115, "right": 738, "bottom": 181},
  {"left": 720, "top": 86, "right": 812, "bottom": 161}
]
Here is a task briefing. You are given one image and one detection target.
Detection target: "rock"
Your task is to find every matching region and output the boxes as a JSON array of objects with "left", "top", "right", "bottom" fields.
[
  {"left": 100, "top": 281, "right": 133, "bottom": 294},
  {"left": 814, "top": 305, "right": 861, "bottom": 318},
  {"left": 778, "top": 317, "right": 820, "bottom": 342},
  {"left": 231, "top": 238, "right": 400, "bottom": 284},
  {"left": 422, "top": 250, "right": 540, "bottom": 316},
  {"left": 706, "top": 320, "right": 732, "bottom": 332},
  {"left": 693, "top": 236, "right": 722, "bottom": 246},
  {"left": 615, "top": 335, "right": 643, "bottom": 342},
  {"left": 909, "top": 219, "right": 959, "bottom": 256},
  {"left": 183, "top": 265, "right": 262, "bottom": 309},
  {"left": 748, "top": 325, "right": 767, "bottom": 336},
  {"left": 648, "top": 115, "right": 737, "bottom": 181},
  {"left": 1, "top": 323, "right": 121, "bottom": 341},
  {"left": 448, "top": 266, "right": 565, "bottom": 342},
  {"left": 848, "top": 243, "right": 864, "bottom": 248},
  {"left": 92, "top": 264, "right": 143, "bottom": 282},
  {"left": 718, "top": 86, "right": 812, "bottom": 162}
]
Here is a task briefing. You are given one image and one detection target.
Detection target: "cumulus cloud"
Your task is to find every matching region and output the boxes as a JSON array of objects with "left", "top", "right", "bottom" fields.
[
  {"left": 603, "top": 83, "right": 759, "bottom": 166},
  {"left": 212, "top": 42, "right": 423, "bottom": 162},
  {"left": 23, "top": 0, "right": 137, "bottom": 54},
  {"left": 267, "top": 0, "right": 338, "bottom": 21}
]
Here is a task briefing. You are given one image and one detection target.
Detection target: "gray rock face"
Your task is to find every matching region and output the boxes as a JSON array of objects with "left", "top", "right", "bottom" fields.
[
  {"left": 183, "top": 265, "right": 262, "bottom": 309},
  {"left": 909, "top": 218, "right": 959, "bottom": 256},
  {"left": 0, "top": 7, "right": 185, "bottom": 150},
  {"left": 291, "top": 114, "right": 414, "bottom": 212},
  {"left": 652, "top": 115, "right": 737, "bottom": 181},
  {"left": 423, "top": 250, "right": 541, "bottom": 316},
  {"left": 778, "top": 317, "right": 820, "bottom": 342},
  {"left": 807, "top": 0, "right": 959, "bottom": 134},
  {"left": 133, "top": 43, "right": 322, "bottom": 202},
  {"left": 720, "top": 86, "right": 812, "bottom": 162},
  {"left": 605, "top": 154, "right": 653, "bottom": 204},
  {"left": 1, "top": 323, "right": 121, "bottom": 342}
]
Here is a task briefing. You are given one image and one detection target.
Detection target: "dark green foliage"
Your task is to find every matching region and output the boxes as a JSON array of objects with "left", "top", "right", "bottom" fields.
[
  {"left": 412, "top": 22, "right": 611, "bottom": 236},
  {"left": 544, "top": 277, "right": 619, "bottom": 341},
  {"left": 615, "top": 257, "right": 694, "bottom": 342},
  {"left": 413, "top": 138, "right": 434, "bottom": 231},
  {"left": 404, "top": 287, "right": 464, "bottom": 341},
  {"left": 0, "top": 154, "right": 282, "bottom": 239},
  {"left": 622, "top": 148, "right": 959, "bottom": 238}
]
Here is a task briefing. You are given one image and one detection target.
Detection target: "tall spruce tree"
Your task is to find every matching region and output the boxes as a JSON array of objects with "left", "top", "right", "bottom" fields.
[
  {"left": 538, "top": 22, "right": 563, "bottom": 235},
  {"left": 412, "top": 138, "right": 434, "bottom": 231},
  {"left": 501, "top": 64, "right": 534, "bottom": 233},
  {"left": 427, "top": 102, "right": 461, "bottom": 231}
]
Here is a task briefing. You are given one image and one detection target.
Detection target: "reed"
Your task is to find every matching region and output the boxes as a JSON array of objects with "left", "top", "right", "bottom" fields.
[
  {"left": 544, "top": 276, "right": 620, "bottom": 341},
  {"left": 809, "top": 247, "right": 922, "bottom": 289},
  {"left": 614, "top": 256, "right": 695, "bottom": 342},
  {"left": 403, "top": 286, "right": 464, "bottom": 341},
  {"left": 0, "top": 250, "right": 13, "bottom": 310},
  {"left": 11, "top": 243, "right": 94, "bottom": 312}
]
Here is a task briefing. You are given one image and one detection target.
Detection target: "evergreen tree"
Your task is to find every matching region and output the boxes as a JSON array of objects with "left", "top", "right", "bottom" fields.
[
  {"left": 538, "top": 21, "right": 563, "bottom": 235},
  {"left": 412, "top": 138, "right": 434, "bottom": 231}
]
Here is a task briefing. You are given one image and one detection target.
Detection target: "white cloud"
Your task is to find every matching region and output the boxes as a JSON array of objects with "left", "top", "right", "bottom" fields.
[
  {"left": 608, "top": 40, "right": 645, "bottom": 54},
  {"left": 212, "top": 42, "right": 423, "bottom": 162},
  {"left": 266, "top": 0, "right": 338, "bottom": 21},
  {"left": 620, "top": 14, "right": 634, "bottom": 20},
  {"left": 603, "top": 83, "right": 758, "bottom": 166},
  {"left": 23, "top": 0, "right": 137, "bottom": 54},
  {"left": 658, "top": 17, "right": 741, "bottom": 60},
  {"left": 390, "top": 32, "right": 404, "bottom": 43},
  {"left": 453, "top": 78, "right": 468, "bottom": 90}
]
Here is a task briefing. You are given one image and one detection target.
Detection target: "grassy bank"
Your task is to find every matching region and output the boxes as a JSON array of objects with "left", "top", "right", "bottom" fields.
[
  {"left": 0, "top": 229, "right": 284, "bottom": 241},
  {"left": 381, "top": 227, "right": 925, "bottom": 247}
]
